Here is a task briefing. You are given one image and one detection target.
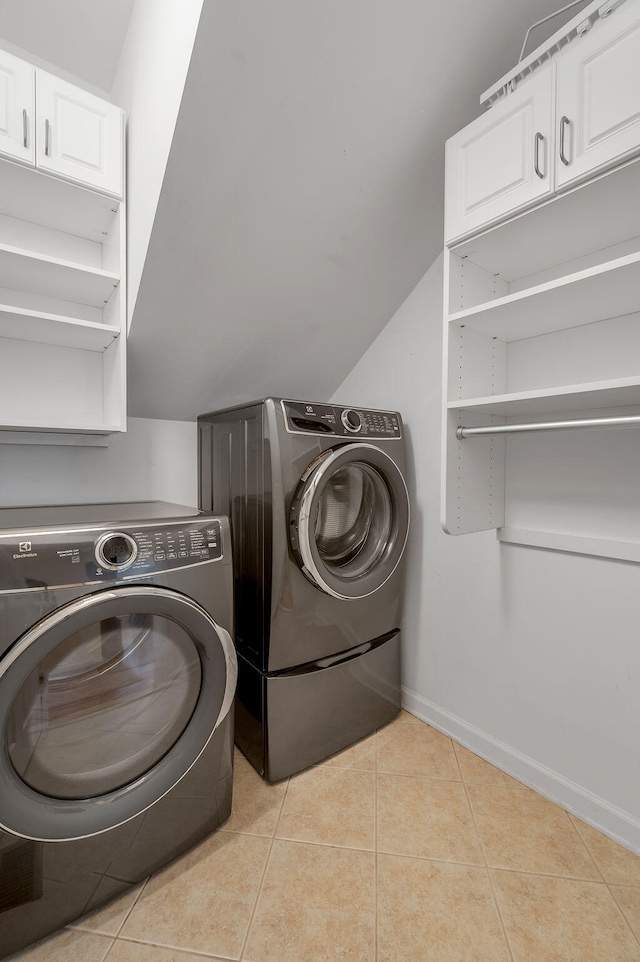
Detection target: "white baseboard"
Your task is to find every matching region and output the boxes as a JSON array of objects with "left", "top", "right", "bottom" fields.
[{"left": 402, "top": 686, "right": 640, "bottom": 857}]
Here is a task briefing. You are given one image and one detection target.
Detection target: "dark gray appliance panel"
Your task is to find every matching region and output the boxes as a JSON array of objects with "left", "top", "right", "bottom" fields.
[
  {"left": 199, "top": 404, "right": 272, "bottom": 670},
  {"left": 265, "top": 630, "right": 401, "bottom": 782}
]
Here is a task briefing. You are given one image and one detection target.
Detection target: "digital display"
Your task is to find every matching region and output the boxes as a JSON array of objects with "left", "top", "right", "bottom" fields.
[{"left": 102, "top": 536, "right": 133, "bottom": 566}]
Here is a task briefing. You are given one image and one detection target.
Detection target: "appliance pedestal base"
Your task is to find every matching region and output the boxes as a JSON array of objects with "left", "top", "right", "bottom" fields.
[{"left": 235, "top": 631, "right": 401, "bottom": 782}]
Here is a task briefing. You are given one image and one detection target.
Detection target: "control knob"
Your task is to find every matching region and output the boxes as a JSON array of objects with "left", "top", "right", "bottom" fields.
[
  {"left": 341, "top": 408, "right": 362, "bottom": 433},
  {"left": 95, "top": 531, "right": 138, "bottom": 571}
]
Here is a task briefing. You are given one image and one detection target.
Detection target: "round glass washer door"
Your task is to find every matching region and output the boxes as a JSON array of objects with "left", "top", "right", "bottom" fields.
[
  {"left": 0, "top": 586, "right": 236, "bottom": 842},
  {"left": 290, "top": 443, "right": 409, "bottom": 600}
]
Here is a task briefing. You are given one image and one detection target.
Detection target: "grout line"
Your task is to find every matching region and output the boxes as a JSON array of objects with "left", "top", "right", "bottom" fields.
[
  {"left": 482, "top": 863, "right": 622, "bottom": 883},
  {"left": 451, "top": 738, "right": 465, "bottom": 783},
  {"left": 67, "top": 875, "right": 151, "bottom": 940},
  {"left": 113, "top": 876, "right": 150, "bottom": 938},
  {"left": 375, "top": 849, "right": 494, "bottom": 870},
  {"left": 99, "top": 937, "right": 117, "bottom": 962},
  {"left": 606, "top": 882, "right": 640, "bottom": 949},
  {"left": 109, "top": 934, "right": 228, "bottom": 958},
  {"left": 369, "top": 848, "right": 632, "bottom": 882},
  {"left": 602, "top": 880, "right": 640, "bottom": 890},
  {"left": 564, "top": 812, "right": 606, "bottom": 882},
  {"left": 271, "top": 834, "right": 375, "bottom": 853},
  {"left": 237, "top": 775, "right": 290, "bottom": 962},
  {"left": 376, "top": 767, "right": 465, "bottom": 782},
  {"left": 457, "top": 745, "right": 517, "bottom": 962}
]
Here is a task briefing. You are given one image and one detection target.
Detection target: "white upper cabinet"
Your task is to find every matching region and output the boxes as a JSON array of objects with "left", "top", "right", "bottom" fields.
[
  {"left": 0, "top": 49, "right": 34, "bottom": 165},
  {"left": 0, "top": 50, "right": 123, "bottom": 199},
  {"left": 445, "top": 0, "right": 640, "bottom": 244},
  {"left": 555, "top": 0, "right": 640, "bottom": 189},
  {"left": 35, "top": 70, "right": 123, "bottom": 198},
  {"left": 445, "top": 66, "right": 554, "bottom": 245}
]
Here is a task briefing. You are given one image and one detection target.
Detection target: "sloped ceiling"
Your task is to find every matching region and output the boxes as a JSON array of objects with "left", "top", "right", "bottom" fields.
[{"left": 128, "top": 0, "right": 566, "bottom": 421}]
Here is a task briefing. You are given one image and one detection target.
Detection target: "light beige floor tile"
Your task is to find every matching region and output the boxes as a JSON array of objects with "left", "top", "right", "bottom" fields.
[
  {"left": 492, "top": 869, "right": 640, "bottom": 962},
  {"left": 570, "top": 816, "right": 640, "bottom": 885},
  {"left": 610, "top": 885, "right": 640, "bottom": 942},
  {"left": 377, "top": 773, "right": 484, "bottom": 864},
  {"left": 105, "top": 941, "right": 229, "bottom": 961},
  {"left": 377, "top": 854, "right": 511, "bottom": 962},
  {"left": 276, "top": 766, "right": 375, "bottom": 850},
  {"left": 224, "top": 754, "right": 287, "bottom": 836},
  {"left": 7, "top": 930, "right": 113, "bottom": 961},
  {"left": 467, "top": 782, "right": 601, "bottom": 879},
  {"left": 69, "top": 884, "right": 145, "bottom": 936},
  {"left": 454, "top": 743, "right": 524, "bottom": 789},
  {"left": 377, "top": 720, "right": 460, "bottom": 779},
  {"left": 321, "top": 731, "right": 376, "bottom": 771},
  {"left": 243, "top": 839, "right": 375, "bottom": 962},
  {"left": 392, "top": 709, "right": 423, "bottom": 725},
  {"left": 119, "top": 831, "right": 269, "bottom": 959}
]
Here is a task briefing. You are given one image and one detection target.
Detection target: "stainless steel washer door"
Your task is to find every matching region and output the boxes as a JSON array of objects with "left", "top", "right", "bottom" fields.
[
  {"left": 0, "top": 586, "right": 236, "bottom": 841},
  {"left": 290, "top": 443, "right": 409, "bottom": 600}
]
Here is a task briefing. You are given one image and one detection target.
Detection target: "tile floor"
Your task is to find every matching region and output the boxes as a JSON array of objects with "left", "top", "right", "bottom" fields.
[{"left": 9, "top": 710, "right": 640, "bottom": 961}]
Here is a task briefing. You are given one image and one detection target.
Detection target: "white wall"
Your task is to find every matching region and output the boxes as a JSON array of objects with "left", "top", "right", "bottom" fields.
[
  {"left": 110, "top": 0, "right": 203, "bottom": 326},
  {"left": 0, "top": 418, "right": 197, "bottom": 509},
  {"left": 333, "top": 254, "right": 640, "bottom": 855},
  {"left": 0, "top": 0, "right": 134, "bottom": 97}
]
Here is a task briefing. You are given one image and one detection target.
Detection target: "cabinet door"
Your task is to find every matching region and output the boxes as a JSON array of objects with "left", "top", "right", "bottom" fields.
[
  {"left": 556, "top": 1, "right": 640, "bottom": 189},
  {"left": 445, "top": 66, "right": 555, "bottom": 244},
  {"left": 35, "top": 70, "right": 123, "bottom": 197},
  {"left": 0, "top": 49, "right": 34, "bottom": 165}
]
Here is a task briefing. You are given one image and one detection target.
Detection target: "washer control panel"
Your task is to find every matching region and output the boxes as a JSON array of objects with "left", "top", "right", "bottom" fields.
[
  {"left": 0, "top": 518, "right": 222, "bottom": 590},
  {"left": 282, "top": 400, "right": 402, "bottom": 438}
]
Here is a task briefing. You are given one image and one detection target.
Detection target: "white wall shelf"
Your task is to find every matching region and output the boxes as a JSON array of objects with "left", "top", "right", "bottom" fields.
[
  {"left": 449, "top": 377, "right": 640, "bottom": 418},
  {"left": 0, "top": 304, "right": 119, "bottom": 351},
  {"left": 0, "top": 417, "right": 122, "bottom": 433},
  {"left": 0, "top": 159, "right": 119, "bottom": 241},
  {"left": 451, "top": 157, "right": 640, "bottom": 283},
  {"left": 449, "top": 251, "right": 640, "bottom": 342},
  {"left": 498, "top": 527, "right": 640, "bottom": 565},
  {"left": 0, "top": 244, "right": 119, "bottom": 307},
  {"left": 0, "top": 430, "right": 110, "bottom": 447}
]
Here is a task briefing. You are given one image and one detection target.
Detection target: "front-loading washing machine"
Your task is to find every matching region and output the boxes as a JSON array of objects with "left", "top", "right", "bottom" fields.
[
  {"left": 0, "top": 501, "right": 236, "bottom": 959},
  {"left": 198, "top": 398, "right": 409, "bottom": 782}
]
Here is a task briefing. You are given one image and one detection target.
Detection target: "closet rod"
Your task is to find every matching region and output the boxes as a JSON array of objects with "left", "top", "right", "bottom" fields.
[{"left": 456, "top": 413, "right": 640, "bottom": 440}]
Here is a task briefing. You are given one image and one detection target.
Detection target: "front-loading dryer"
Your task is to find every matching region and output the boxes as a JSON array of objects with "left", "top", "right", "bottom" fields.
[
  {"left": 0, "top": 502, "right": 237, "bottom": 959},
  {"left": 198, "top": 398, "right": 409, "bottom": 782}
]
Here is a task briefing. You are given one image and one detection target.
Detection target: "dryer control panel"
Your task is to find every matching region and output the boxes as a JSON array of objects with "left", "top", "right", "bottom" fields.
[
  {"left": 0, "top": 519, "right": 223, "bottom": 591},
  {"left": 282, "top": 400, "right": 402, "bottom": 439}
]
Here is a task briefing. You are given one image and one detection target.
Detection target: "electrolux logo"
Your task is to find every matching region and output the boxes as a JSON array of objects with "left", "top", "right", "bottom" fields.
[{"left": 13, "top": 540, "right": 38, "bottom": 560}]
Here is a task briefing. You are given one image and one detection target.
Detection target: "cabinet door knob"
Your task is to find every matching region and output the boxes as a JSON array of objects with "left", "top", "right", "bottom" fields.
[
  {"left": 44, "top": 118, "right": 51, "bottom": 156},
  {"left": 22, "top": 109, "right": 28, "bottom": 148},
  {"left": 534, "top": 131, "right": 544, "bottom": 179},
  {"left": 559, "top": 115, "right": 571, "bottom": 166}
]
